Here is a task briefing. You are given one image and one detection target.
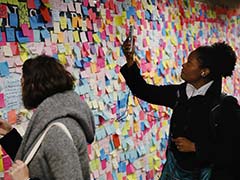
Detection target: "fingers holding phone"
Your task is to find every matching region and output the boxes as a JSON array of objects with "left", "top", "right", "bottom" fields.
[{"left": 122, "top": 25, "right": 136, "bottom": 67}]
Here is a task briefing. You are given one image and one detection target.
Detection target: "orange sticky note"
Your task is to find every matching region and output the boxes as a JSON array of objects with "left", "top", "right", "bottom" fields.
[
  {"left": 146, "top": 50, "right": 151, "bottom": 62},
  {"left": 72, "top": 16, "right": 78, "bottom": 28},
  {"left": 8, "top": 110, "right": 17, "bottom": 124},
  {"left": 40, "top": 6, "right": 51, "bottom": 22},
  {"left": 112, "top": 134, "right": 120, "bottom": 148}
]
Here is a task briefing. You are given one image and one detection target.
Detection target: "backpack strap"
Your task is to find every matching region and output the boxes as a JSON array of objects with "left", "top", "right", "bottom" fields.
[
  {"left": 209, "top": 93, "right": 227, "bottom": 129},
  {"left": 24, "top": 122, "right": 73, "bottom": 165}
]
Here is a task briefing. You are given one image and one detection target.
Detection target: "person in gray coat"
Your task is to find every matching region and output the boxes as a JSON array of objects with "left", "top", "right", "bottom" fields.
[{"left": 0, "top": 55, "right": 95, "bottom": 180}]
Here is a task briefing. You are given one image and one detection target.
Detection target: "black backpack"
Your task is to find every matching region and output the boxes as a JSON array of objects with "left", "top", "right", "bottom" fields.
[{"left": 209, "top": 93, "right": 240, "bottom": 139}]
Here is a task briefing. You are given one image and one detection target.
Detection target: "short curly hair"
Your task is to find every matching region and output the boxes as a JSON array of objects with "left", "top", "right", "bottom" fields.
[
  {"left": 22, "top": 55, "right": 75, "bottom": 109},
  {"left": 194, "top": 42, "right": 237, "bottom": 79}
]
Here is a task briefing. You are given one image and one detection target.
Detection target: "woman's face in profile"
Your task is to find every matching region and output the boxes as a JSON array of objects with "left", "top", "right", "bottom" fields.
[{"left": 181, "top": 51, "right": 203, "bottom": 85}]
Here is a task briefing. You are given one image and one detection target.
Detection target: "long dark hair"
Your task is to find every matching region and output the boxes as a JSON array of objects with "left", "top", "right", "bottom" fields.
[{"left": 22, "top": 55, "right": 75, "bottom": 109}]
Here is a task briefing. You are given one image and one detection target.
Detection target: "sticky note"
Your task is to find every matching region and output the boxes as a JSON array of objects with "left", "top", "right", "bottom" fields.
[
  {"left": 0, "top": 62, "right": 9, "bottom": 77},
  {"left": 0, "top": 93, "right": 5, "bottom": 108},
  {"left": 8, "top": 110, "right": 17, "bottom": 124}
]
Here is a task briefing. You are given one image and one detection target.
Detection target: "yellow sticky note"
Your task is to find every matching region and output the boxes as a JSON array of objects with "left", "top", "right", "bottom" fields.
[
  {"left": 148, "top": 156, "right": 154, "bottom": 169},
  {"left": 73, "top": 31, "right": 80, "bottom": 42},
  {"left": 109, "top": 34, "right": 115, "bottom": 42},
  {"left": 150, "top": 145, "right": 157, "bottom": 152},
  {"left": 90, "top": 62, "right": 97, "bottom": 73},
  {"left": 92, "top": 33, "right": 101, "bottom": 43},
  {"left": 0, "top": 155, "right": 3, "bottom": 172},
  {"left": 20, "top": 52, "right": 28, "bottom": 62},
  {"left": 117, "top": 173, "right": 123, "bottom": 180},
  {"left": 133, "top": 121, "right": 139, "bottom": 132},
  {"left": 58, "top": 32, "right": 64, "bottom": 43},
  {"left": 128, "top": 106, "right": 133, "bottom": 114},
  {"left": 118, "top": 74, "right": 125, "bottom": 83},
  {"left": 58, "top": 54, "right": 67, "bottom": 65},
  {"left": 60, "top": 16, "right": 67, "bottom": 29},
  {"left": 9, "top": 0, "right": 19, "bottom": 5},
  {"left": 64, "top": 43, "right": 72, "bottom": 55},
  {"left": 114, "top": 16, "right": 123, "bottom": 26},
  {"left": 127, "top": 174, "right": 137, "bottom": 180}
]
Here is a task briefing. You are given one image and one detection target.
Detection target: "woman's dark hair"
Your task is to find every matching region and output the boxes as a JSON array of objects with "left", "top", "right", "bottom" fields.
[
  {"left": 194, "top": 42, "right": 237, "bottom": 79},
  {"left": 22, "top": 55, "right": 75, "bottom": 109}
]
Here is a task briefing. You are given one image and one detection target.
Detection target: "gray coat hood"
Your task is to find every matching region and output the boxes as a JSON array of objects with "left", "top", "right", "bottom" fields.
[{"left": 15, "top": 90, "right": 95, "bottom": 161}]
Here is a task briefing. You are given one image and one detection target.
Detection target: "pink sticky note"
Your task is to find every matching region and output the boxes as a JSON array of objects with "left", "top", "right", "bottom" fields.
[
  {"left": 106, "top": 171, "right": 113, "bottom": 180},
  {"left": 139, "top": 110, "right": 145, "bottom": 120},
  {"left": 87, "top": 31, "right": 93, "bottom": 42},
  {"left": 0, "top": 93, "right": 6, "bottom": 108},
  {"left": 21, "top": 24, "right": 30, "bottom": 36},
  {"left": 111, "top": 105, "right": 116, "bottom": 114},
  {"left": 108, "top": 25, "right": 113, "bottom": 34},
  {"left": 4, "top": 172, "right": 12, "bottom": 180},
  {"left": 83, "top": 42, "right": 89, "bottom": 51},
  {"left": 3, "top": 156, "right": 12, "bottom": 170},
  {"left": 126, "top": 163, "right": 135, "bottom": 174},
  {"left": 0, "top": 32, "right": 6, "bottom": 46},
  {"left": 100, "top": 31, "right": 106, "bottom": 40},
  {"left": 83, "top": 0, "right": 88, "bottom": 6},
  {"left": 98, "top": 47, "right": 105, "bottom": 57},
  {"left": 106, "top": 9, "right": 111, "bottom": 19},
  {"left": 143, "top": 38, "right": 147, "bottom": 48},
  {"left": 101, "top": 159, "right": 107, "bottom": 170}
]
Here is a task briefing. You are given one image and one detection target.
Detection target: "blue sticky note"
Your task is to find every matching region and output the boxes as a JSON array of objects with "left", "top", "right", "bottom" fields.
[
  {"left": 33, "top": 30, "right": 41, "bottom": 42},
  {"left": 67, "top": 18, "right": 73, "bottom": 30},
  {"left": 0, "top": 32, "right": 2, "bottom": 42},
  {"left": 40, "top": 29, "right": 50, "bottom": 39},
  {"left": 112, "top": 170, "right": 118, "bottom": 180},
  {"left": 16, "top": 31, "right": 29, "bottom": 43},
  {"left": 141, "top": 122, "right": 145, "bottom": 131},
  {"left": 34, "top": 0, "right": 41, "bottom": 9},
  {"left": 9, "top": 13, "right": 18, "bottom": 27},
  {"left": 30, "top": 16, "right": 39, "bottom": 29},
  {"left": 95, "top": 129, "right": 102, "bottom": 141},
  {"left": 81, "top": 6, "right": 88, "bottom": 16},
  {"left": 82, "top": 57, "right": 91, "bottom": 62},
  {"left": 6, "top": 28, "right": 15, "bottom": 42},
  {"left": 145, "top": 10, "right": 151, "bottom": 20},
  {"left": 100, "top": 148, "right": 106, "bottom": 160},
  {"left": 0, "top": 62, "right": 10, "bottom": 77},
  {"left": 120, "top": 153, "right": 125, "bottom": 161},
  {"left": 30, "top": 15, "right": 44, "bottom": 29},
  {"left": 118, "top": 161, "right": 126, "bottom": 172},
  {"left": 127, "top": 6, "right": 136, "bottom": 19},
  {"left": 136, "top": 146, "right": 143, "bottom": 156}
]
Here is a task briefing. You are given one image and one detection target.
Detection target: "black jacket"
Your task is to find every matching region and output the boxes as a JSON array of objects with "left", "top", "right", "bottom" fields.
[{"left": 121, "top": 63, "right": 239, "bottom": 176}]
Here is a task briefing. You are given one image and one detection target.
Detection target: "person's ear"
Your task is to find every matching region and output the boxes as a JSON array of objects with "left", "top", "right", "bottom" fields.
[{"left": 201, "top": 68, "right": 210, "bottom": 77}]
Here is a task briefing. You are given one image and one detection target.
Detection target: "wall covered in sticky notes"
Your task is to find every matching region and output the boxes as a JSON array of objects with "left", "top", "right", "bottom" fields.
[{"left": 0, "top": 0, "right": 239, "bottom": 179}]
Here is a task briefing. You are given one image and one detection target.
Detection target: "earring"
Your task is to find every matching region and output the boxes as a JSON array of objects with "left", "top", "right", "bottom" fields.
[{"left": 201, "top": 72, "right": 205, "bottom": 77}]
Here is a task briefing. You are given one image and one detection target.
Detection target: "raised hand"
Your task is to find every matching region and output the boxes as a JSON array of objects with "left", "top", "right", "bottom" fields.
[{"left": 122, "top": 36, "right": 136, "bottom": 67}]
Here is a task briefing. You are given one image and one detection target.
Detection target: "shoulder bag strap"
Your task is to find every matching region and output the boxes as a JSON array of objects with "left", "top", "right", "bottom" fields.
[{"left": 24, "top": 122, "right": 73, "bottom": 165}]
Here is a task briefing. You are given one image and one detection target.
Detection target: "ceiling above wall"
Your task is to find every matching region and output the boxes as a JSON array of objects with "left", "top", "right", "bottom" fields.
[{"left": 195, "top": 0, "right": 240, "bottom": 8}]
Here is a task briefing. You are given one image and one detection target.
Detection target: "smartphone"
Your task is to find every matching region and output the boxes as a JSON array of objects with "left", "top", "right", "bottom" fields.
[{"left": 129, "top": 25, "right": 134, "bottom": 52}]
